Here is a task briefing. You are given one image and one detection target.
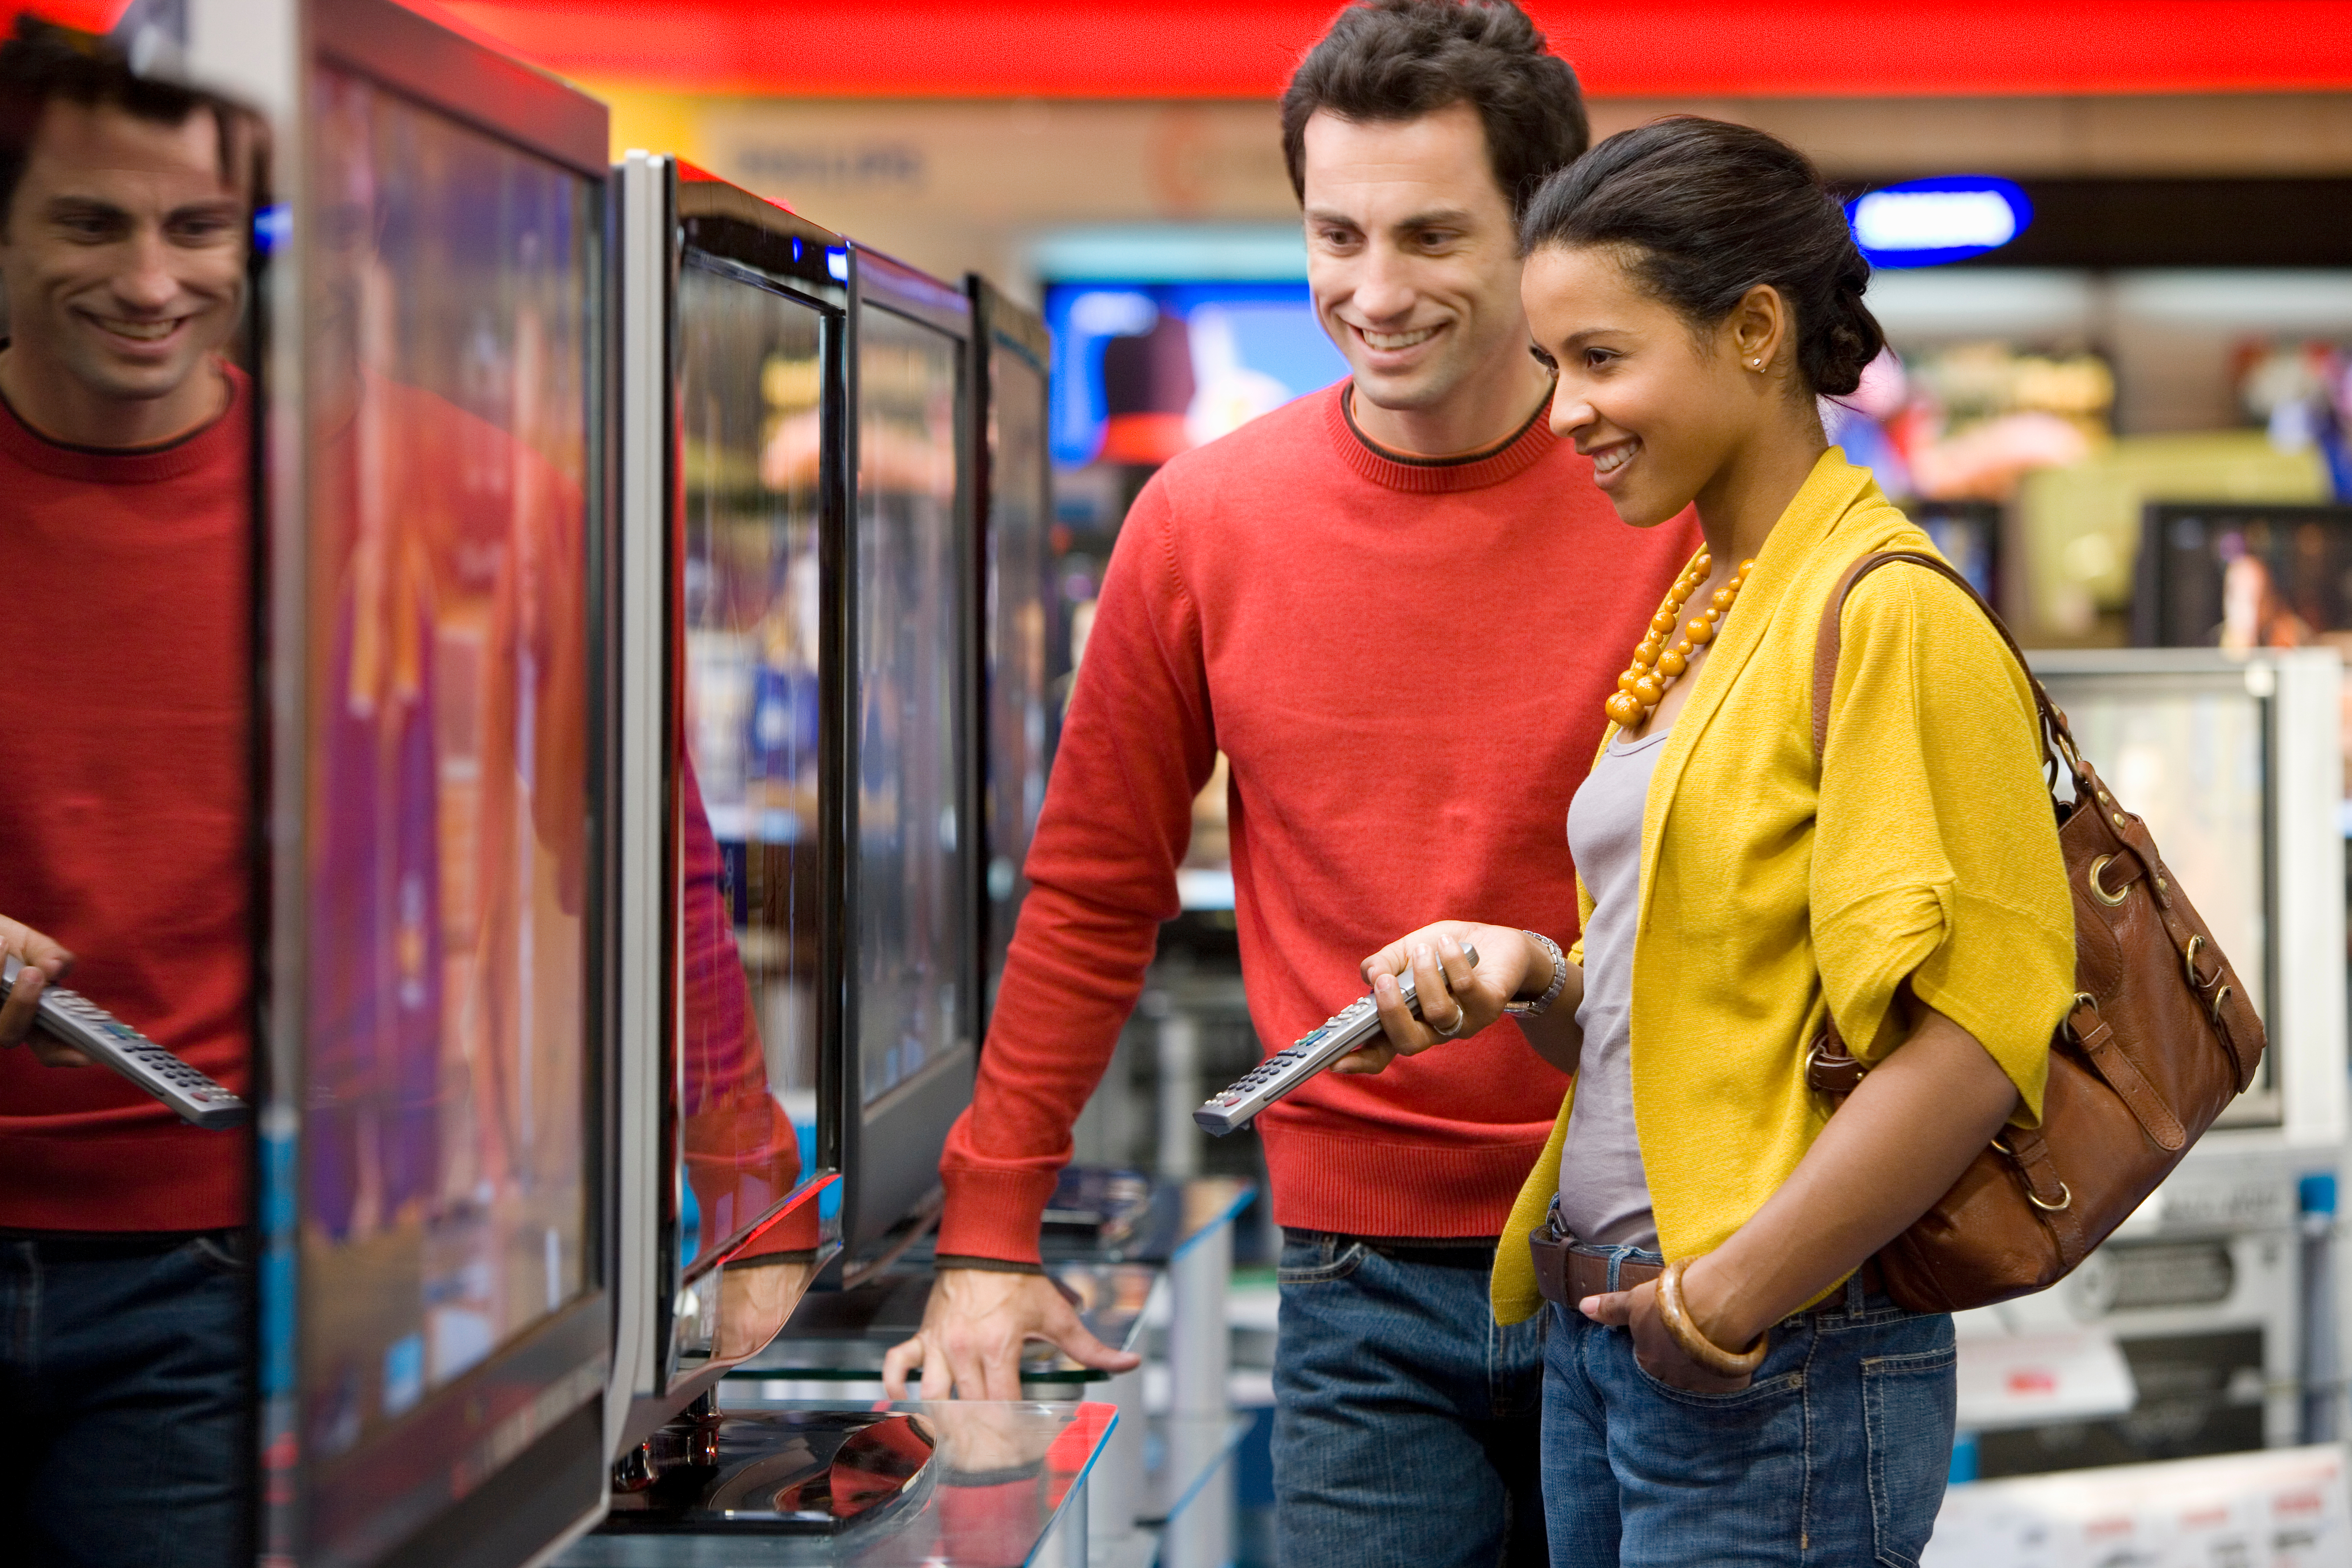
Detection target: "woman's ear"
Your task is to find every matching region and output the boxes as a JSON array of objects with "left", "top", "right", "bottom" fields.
[{"left": 1727, "top": 284, "right": 1790, "bottom": 379}]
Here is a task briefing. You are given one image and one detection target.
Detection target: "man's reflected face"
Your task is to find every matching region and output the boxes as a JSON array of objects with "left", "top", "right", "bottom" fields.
[{"left": 0, "top": 98, "right": 245, "bottom": 407}]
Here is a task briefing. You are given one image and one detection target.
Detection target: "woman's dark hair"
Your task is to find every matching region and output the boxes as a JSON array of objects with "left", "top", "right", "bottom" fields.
[
  {"left": 1282, "top": 0, "right": 1588, "bottom": 219},
  {"left": 1518, "top": 116, "right": 1884, "bottom": 397}
]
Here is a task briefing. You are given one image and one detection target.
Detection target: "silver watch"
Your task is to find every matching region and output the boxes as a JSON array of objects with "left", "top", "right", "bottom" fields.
[{"left": 1504, "top": 930, "right": 1568, "bottom": 1018}]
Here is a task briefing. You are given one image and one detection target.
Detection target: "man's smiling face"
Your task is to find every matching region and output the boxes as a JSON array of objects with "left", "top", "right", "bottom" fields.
[
  {"left": 0, "top": 97, "right": 245, "bottom": 421},
  {"left": 1300, "top": 101, "right": 1527, "bottom": 425}
]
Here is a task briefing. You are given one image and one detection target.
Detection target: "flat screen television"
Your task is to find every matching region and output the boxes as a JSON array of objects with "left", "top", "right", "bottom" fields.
[
  {"left": 608, "top": 154, "right": 846, "bottom": 1453},
  {"left": 835, "top": 247, "right": 979, "bottom": 1256},
  {"left": 233, "top": 2, "right": 615, "bottom": 1563},
  {"left": 970, "top": 278, "right": 1055, "bottom": 1014}
]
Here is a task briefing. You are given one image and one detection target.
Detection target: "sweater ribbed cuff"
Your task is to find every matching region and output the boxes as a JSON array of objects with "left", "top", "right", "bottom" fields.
[{"left": 935, "top": 1165, "right": 1061, "bottom": 1265}]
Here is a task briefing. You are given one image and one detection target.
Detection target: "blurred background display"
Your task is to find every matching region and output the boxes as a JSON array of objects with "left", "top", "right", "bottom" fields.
[
  {"left": 301, "top": 60, "right": 595, "bottom": 1462},
  {"left": 1044, "top": 282, "right": 1347, "bottom": 470}
]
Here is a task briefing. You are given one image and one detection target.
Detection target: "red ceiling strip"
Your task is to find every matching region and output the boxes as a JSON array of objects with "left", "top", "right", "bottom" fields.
[
  {"left": 435, "top": 0, "right": 2352, "bottom": 98},
  {"left": 7, "top": 0, "right": 2350, "bottom": 97}
]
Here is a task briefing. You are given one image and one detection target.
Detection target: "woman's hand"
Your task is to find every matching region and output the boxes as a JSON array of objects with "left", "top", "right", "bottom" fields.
[
  {"left": 1579, "top": 1275, "right": 1758, "bottom": 1395},
  {"left": 0, "top": 913, "right": 84, "bottom": 1067},
  {"left": 1339, "top": 922, "right": 1543, "bottom": 1075}
]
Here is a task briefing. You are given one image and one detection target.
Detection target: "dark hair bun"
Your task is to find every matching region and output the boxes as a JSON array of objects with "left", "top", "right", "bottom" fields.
[{"left": 1519, "top": 116, "right": 1885, "bottom": 399}]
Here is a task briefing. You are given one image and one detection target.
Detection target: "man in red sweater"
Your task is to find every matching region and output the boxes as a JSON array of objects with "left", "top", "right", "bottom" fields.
[
  {"left": 0, "top": 24, "right": 258, "bottom": 1567},
  {"left": 884, "top": 4, "right": 1701, "bottom": 1563}
]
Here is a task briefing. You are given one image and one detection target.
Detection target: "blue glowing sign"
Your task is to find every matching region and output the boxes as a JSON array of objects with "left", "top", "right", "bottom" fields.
[{"left": 1846, "top": 176, "right": 2032, "bottom": 269}]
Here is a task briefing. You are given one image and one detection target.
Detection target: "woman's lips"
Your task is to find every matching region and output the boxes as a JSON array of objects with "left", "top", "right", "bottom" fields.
[{"left": 1588, "top": 437, "right": 1640, "bottom": 487}]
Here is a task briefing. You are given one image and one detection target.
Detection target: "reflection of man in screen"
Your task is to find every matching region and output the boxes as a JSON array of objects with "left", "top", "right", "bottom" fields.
[
  {"left": 2218, "top": 553, "right": 2313, "bottom": 652},
  {"left": 299, "top": 75, "right": 598, "bottom": 1436},
  {"left": 302, "top": 79, "right": 799, "bottom": 1424},
  {"left": 0, "top": 20, "right": 257, "bottom": 1566}
]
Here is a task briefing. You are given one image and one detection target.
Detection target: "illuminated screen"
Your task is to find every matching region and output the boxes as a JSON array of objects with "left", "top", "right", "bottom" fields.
[
  {"left": 856, "top": 304, "right": 966, "bottom": 1106},
  {"left": 2140, "top": 506, "right": 2352, "bottom": 814},
  {"left": 1042, "top": 282, "right": 1347, "bottom": 468},
  {"left": 302, "top": 65, "right": 593, "bottom": 1459},
  {"left": 2037, "top": 670, "right": 2270, "bottom": 1026},
  {"left": 985, "top": 337, "right": 1051, "bottom": 1000},
  {"left": 673, "top": 256, "right": 826, "bottom": 1271}
]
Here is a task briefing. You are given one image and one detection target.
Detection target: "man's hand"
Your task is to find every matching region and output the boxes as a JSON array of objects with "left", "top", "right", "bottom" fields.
[
  {"left": 882, "top": 1266, "right": 1143, "bottom": 1401},
  {"left": 0, "top": 914, "right": 85, "bottom": 1067}
]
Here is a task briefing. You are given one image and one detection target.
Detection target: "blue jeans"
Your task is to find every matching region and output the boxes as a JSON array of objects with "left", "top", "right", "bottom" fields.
[
  {"left": 0, "top": 1231, "right": 252, "bottom": 1568},
  {"left": 1274, "top": 1230, "right": 1547, "bottom": 1568},
  {"left": 1543, "top": 1259, "right": 1956, "bottom": 1568}
]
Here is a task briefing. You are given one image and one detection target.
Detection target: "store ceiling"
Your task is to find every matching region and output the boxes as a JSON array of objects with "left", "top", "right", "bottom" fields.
[{"left": 8, "top": 0, "right": 2352, "bottom": 98}]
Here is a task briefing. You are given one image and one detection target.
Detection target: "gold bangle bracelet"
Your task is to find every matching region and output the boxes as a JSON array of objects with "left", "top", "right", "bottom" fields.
[{"left": 1655, "top": 1257, "right": 1768, "bottom": 1378}]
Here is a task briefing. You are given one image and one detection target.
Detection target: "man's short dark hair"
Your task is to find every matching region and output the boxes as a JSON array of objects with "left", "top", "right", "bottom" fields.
[
  {"left": 1281, "top": 0, "right": 1589, "bottom": 219},
  {"left": 0, "top": 16, "right": 220, "bottom": 234}
]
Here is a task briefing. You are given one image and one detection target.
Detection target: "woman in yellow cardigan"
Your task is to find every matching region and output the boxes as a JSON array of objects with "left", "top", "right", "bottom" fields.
[{"left": 1346, "top": 119, "right": 2075, "bottom": 1565}]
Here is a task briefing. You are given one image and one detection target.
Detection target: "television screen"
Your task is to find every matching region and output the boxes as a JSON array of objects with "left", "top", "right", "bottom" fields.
[
  {"left": 978, "top": 287, "right": 1053, "bottom": 1007},
  {"left": 1042, "top": 281, "right": 1346, "bottom": 469},
  {"left": 301, "top": 56, "right": 595, "bottom": 1475},
  {"left": 672, "top": 256, "right": 829, "bottom": 1275},
  {"left": 853, "top": 302, "right": 969, "bottom": 1108},
  {"left": 2034, "top": 669, "right": 2270, "bottom": 1028}
]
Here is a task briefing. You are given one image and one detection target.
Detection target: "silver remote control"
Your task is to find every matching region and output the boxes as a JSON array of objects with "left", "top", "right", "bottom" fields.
[
  {"left": 1, "top": 956, "right": 248, "bottom": 1130},
  {"left": 1196, "top": 942, "right": 1479, "bottom": 1137}
]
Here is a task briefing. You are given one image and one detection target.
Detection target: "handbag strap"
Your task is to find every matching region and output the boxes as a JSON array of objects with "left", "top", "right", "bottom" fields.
[{"left": 1811, "top": 549, "right": 2063, "bottom": 775}]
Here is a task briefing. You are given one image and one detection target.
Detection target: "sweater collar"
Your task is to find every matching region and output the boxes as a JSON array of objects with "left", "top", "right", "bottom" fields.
[
  {"left": 0, "top": 358, "right": 249, "bottom": 485},
  {"left": 1323, "top": 380, "right": 1558, "bottom": 493}
]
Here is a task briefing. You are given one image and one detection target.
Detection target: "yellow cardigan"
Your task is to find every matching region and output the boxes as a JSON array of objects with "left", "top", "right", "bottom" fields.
[{"left": 1492, "top": 449, "right": 2077, "bottom": 1324}]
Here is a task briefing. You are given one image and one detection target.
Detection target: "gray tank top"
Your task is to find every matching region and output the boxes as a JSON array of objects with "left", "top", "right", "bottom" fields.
[{"left": 1554, "top": 725, "right": 1667, "bottom": 1249}]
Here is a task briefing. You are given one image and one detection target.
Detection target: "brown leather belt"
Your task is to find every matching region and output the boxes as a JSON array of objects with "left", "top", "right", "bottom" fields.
[
  {"left": 1530, "top": 1222, "right": 1882, "bottom": 1308},
  {"left": 1530, "top": 1226, "right": 1659, "bottom": 1307}
]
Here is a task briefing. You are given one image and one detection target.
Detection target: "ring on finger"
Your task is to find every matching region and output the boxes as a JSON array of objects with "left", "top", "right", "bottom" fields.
[{"left": 1428, "top": 1005, "right": 1468, "bottom": 1040}]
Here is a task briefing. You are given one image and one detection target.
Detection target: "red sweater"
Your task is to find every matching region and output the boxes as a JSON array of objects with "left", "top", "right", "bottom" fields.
[
  {"left": 938, "top": 384, "right": 1702, "bottom": 1258},
  {"left": 0, "top": 367, "right": 253, "bottom": 1232}
]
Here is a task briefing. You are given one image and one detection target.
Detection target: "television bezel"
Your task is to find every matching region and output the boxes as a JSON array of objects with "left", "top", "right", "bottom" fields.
[
  {"left": 834, "top": 245, "right": 981, "bottom": 1256},
  {"left": 249, "top": 3, "right": 618, "bottom": 1564},
  {"left": 610, "top": 153, "right": 850, "bottom": 1453}
]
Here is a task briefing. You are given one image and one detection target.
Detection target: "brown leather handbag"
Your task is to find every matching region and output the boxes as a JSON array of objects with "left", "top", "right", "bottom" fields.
[{"left": 1805, "top": 551, "right": 2268, "bottom": 1314}]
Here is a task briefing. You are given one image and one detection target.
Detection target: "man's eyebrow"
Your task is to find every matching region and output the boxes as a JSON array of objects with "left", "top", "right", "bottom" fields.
[
  {"left": 1303, "top": 206, "right": 1363, "bottom": 229},
  {"left": 1389, "top": 206, "right": 1476, "bottom": 231},
  {"left": 165, "top": 198, "right": 246, "bottom": 220},
  {"left": 41, "top": 195, "right": 132, "bottom": 220}
]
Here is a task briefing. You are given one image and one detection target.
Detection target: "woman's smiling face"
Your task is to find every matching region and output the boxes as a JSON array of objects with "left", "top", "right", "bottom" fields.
[{"left": 1523, "top": 243, "right": 1766, "bottom": 529}]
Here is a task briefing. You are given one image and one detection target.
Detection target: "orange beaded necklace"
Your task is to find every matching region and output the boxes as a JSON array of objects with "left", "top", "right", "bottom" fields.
[{"left": 1604, "top": 553, "right": 1757, "bottom": 730}]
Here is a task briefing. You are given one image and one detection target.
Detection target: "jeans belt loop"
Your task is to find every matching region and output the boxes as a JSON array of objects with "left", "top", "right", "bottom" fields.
[
  {"left": 1846, "top": 1268, "right": 1867, "bottom": 1316},
  {"left": 1606, "top": 1246, "right": 1626, "bottom": 1294}
]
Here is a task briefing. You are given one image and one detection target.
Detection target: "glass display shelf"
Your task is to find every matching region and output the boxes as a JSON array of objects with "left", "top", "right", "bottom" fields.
[
  {"left": 558, "top": 1399, "right": 1114, "bottom": 1566},
  {"left": 735, "top": 1175, "right": 1254, "bottom": 1386}
]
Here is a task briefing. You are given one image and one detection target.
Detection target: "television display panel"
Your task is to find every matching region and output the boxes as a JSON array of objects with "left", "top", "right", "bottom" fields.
[
  {"left": 1042, "top": 281, "right": 1346, "bottom": 469},
  {"left": 853, "top": 302, "right": 971, "bottom": 1109},
  {"left": 2038, "top": 670, "right": 2270, "bottom": 1022},
  {"left": 300, "top": 52, "right": 596, "bottom": 1515},
  {"left": 2136, "top": 504, "right": 2352, "bottom": 653},
  {"left": 976, "top": 286, "right": 1054, "bottom": 1008},
  {"left": 2033, "top": 662, "right": 2282, "bottom": 1126},
  {"left": 672, "top": 256, "right": 829, "bottom": 1277}
]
